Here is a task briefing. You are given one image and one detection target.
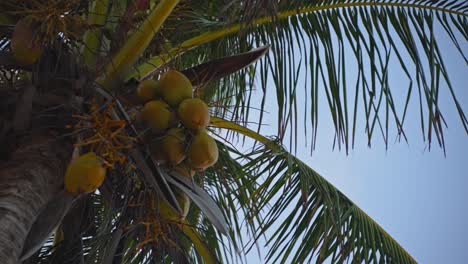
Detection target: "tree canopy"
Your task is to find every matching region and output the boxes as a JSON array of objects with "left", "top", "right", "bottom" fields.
[{"left": 0, "top": 0, "right": 466, "bottom": 263}]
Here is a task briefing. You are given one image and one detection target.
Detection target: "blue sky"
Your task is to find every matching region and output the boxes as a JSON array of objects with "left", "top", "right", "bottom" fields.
[
  {"left": 296, "top": 35, "right": 468, "bottom": 263},
  {"left": 240, "top": 15, "right": 467, "bottom": 263}
]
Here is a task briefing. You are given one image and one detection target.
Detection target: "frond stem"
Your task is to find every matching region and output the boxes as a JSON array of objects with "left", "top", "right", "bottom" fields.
[{"left": 128, "top": 1, "right": 467, "bottom": 80}]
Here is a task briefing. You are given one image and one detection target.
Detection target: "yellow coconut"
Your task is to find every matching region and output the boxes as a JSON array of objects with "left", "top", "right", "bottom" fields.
[
  {"left": 11, "top": 18, "right": 42, "bottom": 65},
  {"left": 160, "top": 128, "right": 186, "bottom": 165},
  {"left": 158, "top": 70, "right": 193, "bottom": 106},
  {"left": 64, "top": 152, "right": 106, "bottom": 194},
  {"left": 157, "top": 191, "right": 191, "bottom": 221},
  {"left": 141, "top": 100, "right": 175, "bottom": 131},
  {"left": 188, "top": 130, "right": 219, "bottom": 171},
  {"left": 136, "top": 79, "right": 159, "bottom": 102},
  {"left": 178, "top": 98, "right": 210, "bottom": 130}
]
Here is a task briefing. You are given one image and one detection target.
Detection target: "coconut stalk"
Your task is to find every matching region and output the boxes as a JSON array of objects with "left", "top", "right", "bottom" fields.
[
  {"left": 82, "top": 0, "right": 110, "bottom": 67},
  {"left": 98, "top": 0, "right": 180, "bottom": 89},
  {"left": 126, "top": 1, "right": 465, "bottom": 81}
]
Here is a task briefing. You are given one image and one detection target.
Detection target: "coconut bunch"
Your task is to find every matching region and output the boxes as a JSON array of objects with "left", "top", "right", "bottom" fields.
[
  {"left": 136, "top": 70, "right": 219, "bottom": 218},
  {"left": 137, "top": 69, "right": 219, "bottom": 172}
]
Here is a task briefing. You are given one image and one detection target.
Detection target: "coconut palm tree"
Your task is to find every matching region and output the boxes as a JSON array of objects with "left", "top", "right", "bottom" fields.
[{"left": 0, "top": 0, "right": 466, "bottom": 263}]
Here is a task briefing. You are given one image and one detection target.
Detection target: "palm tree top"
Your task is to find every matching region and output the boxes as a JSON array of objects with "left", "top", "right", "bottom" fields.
[{"left": 0, "top": 0, "right": 466, "bottom": 263}]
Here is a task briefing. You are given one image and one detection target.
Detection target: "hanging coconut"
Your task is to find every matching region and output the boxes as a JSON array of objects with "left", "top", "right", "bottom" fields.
[
  {"left": 11, "top": 18, "right": 42, "bottom": 65},
  {"left": 141, "top": 100, "right": 175, "bottom": 131},
  {"left": 188, "top": 130, "right": 219, "bottom": 171},
  {"left": 178, "top": 98, "right": 210, "bottom": 130},
  {"left": 158, "top": 70, "right": 193, "bottom": 106},
  {"left": 64, "top": 152, "right": 106, "bottom": 194},
  {"left": 160, "top": 128, "right": 186, "bottom": 165},
  {"left": 157, "top": 191, "right": 191, "bottom": 221},
  {"left": 136, "top": 79, "right": 159, "bottom": 102}
]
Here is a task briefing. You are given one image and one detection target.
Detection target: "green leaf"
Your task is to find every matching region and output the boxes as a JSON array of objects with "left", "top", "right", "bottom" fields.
[
  {"left": 214, "top": 118, "right": 416, "bottom": 263},
  {"left": 180, "top": 220, "right": 219, "bottom": 264},
  {"left": 152, "top": 0, "right": 467, "bottom": 151}
]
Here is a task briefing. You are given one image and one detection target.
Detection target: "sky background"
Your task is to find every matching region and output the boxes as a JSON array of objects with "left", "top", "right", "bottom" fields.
[
  {"left": 240, "top": 15, "right": 467, "bottom": 263},
  {"left": 295, "top": 37, "right": 468, "bottom": 263}
]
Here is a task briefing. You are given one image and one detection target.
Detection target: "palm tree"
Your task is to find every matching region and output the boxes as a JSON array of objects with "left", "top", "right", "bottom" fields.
[{"left": 0, "top": 0, "right": 466, "bottom": 263}]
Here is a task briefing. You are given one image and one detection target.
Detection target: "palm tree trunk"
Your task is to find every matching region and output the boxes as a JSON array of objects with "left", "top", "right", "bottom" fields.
[{"left": 0, "top": 133, "right": 71, "bottom": 264}]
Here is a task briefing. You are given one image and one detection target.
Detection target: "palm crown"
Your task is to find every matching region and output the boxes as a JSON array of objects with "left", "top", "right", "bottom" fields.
[{"left": 0, "top": 0, "right": 466, "bottom": 263}]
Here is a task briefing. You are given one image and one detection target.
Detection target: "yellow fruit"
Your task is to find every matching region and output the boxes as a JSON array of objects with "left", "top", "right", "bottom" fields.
[
  {"left": 158, "top": 70, "right": 193, "bottom": 106},
  {"left": 172, "top": 163, "right": 196, "bottom": 178},
  {"left": 11, "top": 18, "right": 42, "bottom": 65},
  {"left": 188, "top": 130, "right": 218, "bottom": 171},
  {"left": 136, "top": 79, "right": 159, "bottom": 101},
  {"left": 141, "top": 100, "right": 175, "bottom": 131},
  {"left": 157, "top": 191, "right": 191, "bottom": 221},
  {"left": 160, "top": 128, "right": 186, "bottom": 165},
  {"left": 178, "top": 98, "right": 210, "bottom": 130},
  {"left": 64, "top": 152, "right": 106, "bottom": 194}
]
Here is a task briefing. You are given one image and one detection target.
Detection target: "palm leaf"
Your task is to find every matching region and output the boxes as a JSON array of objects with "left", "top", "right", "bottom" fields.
[
  {"left": 210, "top": 117, "right": 416, "bottom": 263},
  {"left": 131, "top": 0, "right": 467, "bottom": 152},
  {"left": 204, "top": 141, "right": 267, "bottom": 263},
  {"left": 180, "top": 220, "right": 218, "bottom": 264}
]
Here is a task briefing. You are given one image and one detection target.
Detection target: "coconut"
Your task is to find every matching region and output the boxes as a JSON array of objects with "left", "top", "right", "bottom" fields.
[
  {"left": 188, "top": 130, "right": 219, "bottom": 171},
  {"left": 64, "top": 152, "right": 106, "bottom": 194},
  {"left": 178, "top": 98, "right": 210, "bottom": 130},
  {"left": 158, "top": 70, "right": 193, "bottom": 106},
  {"left": 141, "top": 100, "right": 175, "bottom": 131},
  {"left": 136, "top": 79, "right": 159, "bottom": 102},
  {"left": 157, "top": 191, "right": 191, "bottom": 221},
  {"left": 11, "top": 18, "right": 42, "bottom": 65},
  {"left": 160, "top": 128, "right": 186, "bottom": 165}
]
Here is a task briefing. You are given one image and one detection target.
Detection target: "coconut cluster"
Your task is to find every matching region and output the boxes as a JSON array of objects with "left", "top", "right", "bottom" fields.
[
  {"left": 137, "top": 69, "right": 218, "bottom": 220},
  {"left": 137, "top": 69, "right": 219, "bottom": 174}
]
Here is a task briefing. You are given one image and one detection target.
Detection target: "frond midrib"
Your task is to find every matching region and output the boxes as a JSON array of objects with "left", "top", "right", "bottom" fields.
[
  {"left": 129, "top": 0, "right": 467, "bottom": 80},
  {"left": 192, "top": 1, "right": 467, "bottom": 46}
]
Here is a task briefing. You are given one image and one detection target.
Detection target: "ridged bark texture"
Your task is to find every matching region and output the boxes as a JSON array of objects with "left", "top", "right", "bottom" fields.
[{"left": 0, "top": 134, "right": 71, "bottom": 264}]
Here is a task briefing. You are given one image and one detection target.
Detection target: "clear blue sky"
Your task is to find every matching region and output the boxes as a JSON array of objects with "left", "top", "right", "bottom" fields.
[
  {"left": 241, "top": 18, "right": 467, "bottom": 263},
  {"left": 296, "top": 29, "right": 468, "bottom": 263}
]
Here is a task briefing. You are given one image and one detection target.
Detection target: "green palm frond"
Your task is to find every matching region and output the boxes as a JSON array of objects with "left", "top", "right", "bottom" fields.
[
  {"left": 248, "top": 147, "right": 415, "bottom": 263},
  {"left": 194, "top": 141, "right": 263, "bottom": 263},
  {"left": 210, "top": 118, "right": 416, "bottom": 263},
  {"left": 136, "top": 0, "right": 467, "bottom": 152}
]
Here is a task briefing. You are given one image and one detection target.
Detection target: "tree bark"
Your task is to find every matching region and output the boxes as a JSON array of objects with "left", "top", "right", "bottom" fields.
[{"left": 0, "top": 133, "right": 71, "bottom": 264}]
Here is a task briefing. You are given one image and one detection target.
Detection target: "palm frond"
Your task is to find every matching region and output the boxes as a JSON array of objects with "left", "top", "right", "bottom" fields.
[
  {"left": 135, "top": 0, "right": 467, "bottom": 152},
  {"left": 201, "top": 141, "right": 264, "bottom": 263},
  {"left": 211, "top": 118, "right": 416, "bottom": 263},
  {"left": 247, "top": 147, "right": 415, "bottom": 263}
]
